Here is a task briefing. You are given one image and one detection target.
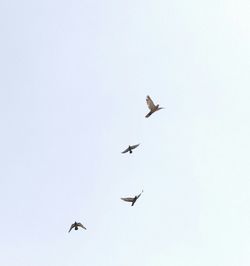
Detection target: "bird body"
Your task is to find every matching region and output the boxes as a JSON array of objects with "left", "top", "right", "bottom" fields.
[
  {"left": 145, "top": 95, "right": 163, "bottom": 118},
  {"left": 68, "top": 221, "right": 86, "bottom": 233},
  {"left": 122, "top": 144, "right": 140, "bottom": 154}
]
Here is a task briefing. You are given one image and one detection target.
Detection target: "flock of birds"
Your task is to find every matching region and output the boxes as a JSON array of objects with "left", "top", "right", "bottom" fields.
[{"left": 68, "top": 95, "right": 163, "bottom": 233}]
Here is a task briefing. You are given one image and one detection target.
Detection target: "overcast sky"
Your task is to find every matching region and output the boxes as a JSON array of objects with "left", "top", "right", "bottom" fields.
[{"left": 0, "top": 0, "right": 250, "bottom": 265}]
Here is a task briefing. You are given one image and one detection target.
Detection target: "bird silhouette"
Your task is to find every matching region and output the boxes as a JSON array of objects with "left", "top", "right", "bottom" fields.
[
  {"left": 145, "top": 95, "right": 164, "bottom": 118},
  {"left": 121, "top": 144, "right": 140, "bottom": 154},
  {"left": 121, "top": 190, "right": 143, "bottom": 206},
  {"left": 68, "top": 221, "right": 86, "bottom": 233}
]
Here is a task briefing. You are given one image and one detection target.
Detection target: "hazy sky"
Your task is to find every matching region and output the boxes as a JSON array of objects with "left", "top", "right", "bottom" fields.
[{"left": 0, "top": 0, "right": 249, "bottom": 265}]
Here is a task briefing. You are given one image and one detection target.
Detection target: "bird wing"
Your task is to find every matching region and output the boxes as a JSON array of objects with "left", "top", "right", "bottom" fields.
[
  {"left": 130, "top": 144, "right": 140, "bottom": 150},
  {"left": 145, "top": 110, "right": 153, "bottom": 118},
  {"left": 146, "top": 95, "right": 156, "bottom": 110},
  {"left": 121, "top": 197, "right": 134, "bottom": 202},
  {"left": 121, "top": 147, "right": 130, "bottom": 153},
  {"left": 77, "top": 223, "right": 86, "bottom": 230},
  {"left": 68, "top": 224, "right": 75, "bottom": 233},
  {"left": 131, "top": 190, "right": 143, "bottom": 206},
  {"left": 137, "top": 190, "right": 143, "bottom": 199}
]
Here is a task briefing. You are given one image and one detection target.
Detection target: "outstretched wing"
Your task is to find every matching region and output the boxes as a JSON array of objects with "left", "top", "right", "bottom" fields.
[
  {"left": 77, "top": 223, "right": 86, "bottom": 230},
  {"left": 121, "top": 197, "right": 134, "bottom": 202},
  {"left": 68, "top": 224, "right": 75, "bottom": 233},
  {"left": 131, "top": 190, "right": 143, "bottom": 206},
  {"left": 145, "top": 110, "right": 153, "bottom": 118},
  {"left": 121, "top": 147, "right": 130, "bottom": 153},
  {"left": 130, "top": 144, "right": 140, "bottom": 150},
  {"left": 146, "top": 95, "right": 156, "bottom": 110},
  {"left": 137, "top": 190, "right": 143, "bottom": 199}
]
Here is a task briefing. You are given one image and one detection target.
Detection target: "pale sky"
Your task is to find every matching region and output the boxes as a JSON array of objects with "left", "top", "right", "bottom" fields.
[{"left": 0, "top": 0, "right": 250, "bottom": 265}]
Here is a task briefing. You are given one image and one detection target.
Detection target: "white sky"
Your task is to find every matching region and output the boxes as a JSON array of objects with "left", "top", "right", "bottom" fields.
[{"left": 0, "top": 0, "right": 250, "bottom": 265}]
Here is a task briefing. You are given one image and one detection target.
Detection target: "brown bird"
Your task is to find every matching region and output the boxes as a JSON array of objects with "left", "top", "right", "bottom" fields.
[
  {"left": 121, "top": 190, "right": 143, "bottom": 206},
  {"left": 145, "top": 95, "right": 164, "bottom": 118},
  {"left": 121, "top": 144, "right": 140, "bottom": 154},
  {"left": 68, "top": 221, "right": 86, "bottom": 233}
]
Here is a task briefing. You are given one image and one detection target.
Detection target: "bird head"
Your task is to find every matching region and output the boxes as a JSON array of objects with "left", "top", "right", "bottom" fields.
[{"left": 158, "top": 106, "right": 164, "bottom": 110}]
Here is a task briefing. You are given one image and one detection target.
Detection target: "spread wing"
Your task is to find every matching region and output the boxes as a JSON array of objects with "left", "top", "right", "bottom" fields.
[
  {"left": 77, "top": 223, "right": 86, "bottom": 230},
  {"left": 145, "top": 110, "right": 153, "bottom": 118},
  {"left": 137, "top": 190, "right": 143, "bottom": 199},
  {"left": 121, "top": 197, "right": 134, "bottom": 202},
  {"left": 68, "top": 224, "right": 75, "bottom": 233},
  {"left": 130, "top": 144, "right": 140, "bottom": 150},
  {"left": 121, "top": 147, "right": 130, "bottom": 153},
  {"left": 146, "top": 95, "right": 156, "bottom": 110},
  {"left": 131, "top": 190, "right": 143, "bottom": 206}
]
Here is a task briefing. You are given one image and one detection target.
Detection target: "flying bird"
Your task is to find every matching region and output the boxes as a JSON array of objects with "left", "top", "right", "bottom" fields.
[
  {"left": 68, "top": 221, "right": 86, "bottom": 233},
  {"left": 121, "top": 144, "right": 140, "bottom": 154},
  {"left": 145, "top": 95, "right": 164, "bottom": 118},
  {"left": 121, "top": 190, "right": 143, "bottom": 206}
]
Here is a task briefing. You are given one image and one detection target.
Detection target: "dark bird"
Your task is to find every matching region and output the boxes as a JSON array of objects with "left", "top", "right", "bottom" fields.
[
  {"left": 145, "top": 95, "right": 164, "bottom": 118},
  {"left": 121, "top": 144, "right": 140, "bottom": 154},
  {"left": 121, "top": 190, "right": 143, "bottom": 206},
  {"left": 68, "top": 221, "right": 86, "bottom": 233}
]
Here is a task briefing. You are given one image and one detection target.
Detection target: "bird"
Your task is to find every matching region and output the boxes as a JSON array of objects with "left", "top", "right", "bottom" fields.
[
  {"left": 121, "top": 144, "right": 140, "bottom": 154},
  {"left": 68, "top": 221, "right": 87, "bottom": 233},
  {"left": 121, "top": 190, "right": 143, "bottom": 206},
  {"left": 145, "top": 95, "right": 164, "bottom": 118}
]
